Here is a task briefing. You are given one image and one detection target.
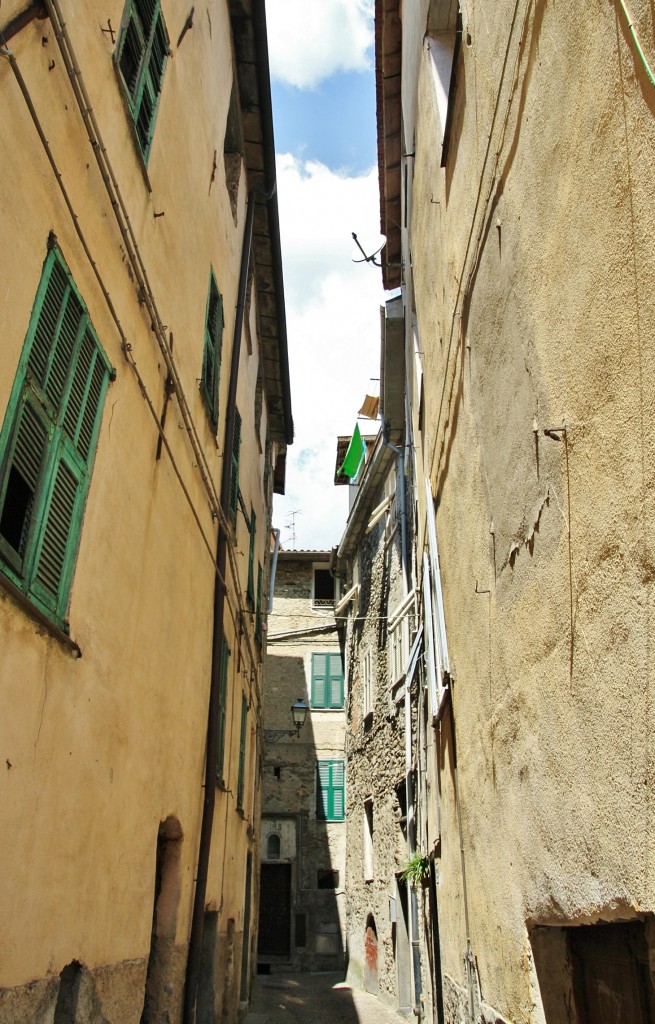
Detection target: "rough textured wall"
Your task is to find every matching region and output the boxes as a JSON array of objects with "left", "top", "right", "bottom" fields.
[
  {"left": 409, "top": 0, "right": 655, "bottom": 1020},
  {"left": 261, "top": 555, "right": 347, "bottom": 971}
]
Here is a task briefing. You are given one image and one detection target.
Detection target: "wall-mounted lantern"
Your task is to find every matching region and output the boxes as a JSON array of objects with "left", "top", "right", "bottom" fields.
[{"left": 264, "top": 698, "right": 308, "bottom": 744}]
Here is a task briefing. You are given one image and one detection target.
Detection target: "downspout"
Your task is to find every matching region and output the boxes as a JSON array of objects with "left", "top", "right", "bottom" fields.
[
  {"left": 183, "top": 189, "right": 257, "bottom": 1024},
  {"left": 382, "top": 419, "right": 422, "bottom": 1015},
  {"left": 268, "top": 528, "right": 281, "bottom": 613}
]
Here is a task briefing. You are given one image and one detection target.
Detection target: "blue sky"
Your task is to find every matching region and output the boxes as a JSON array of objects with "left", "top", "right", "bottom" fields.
[
  {"left": 266, "top": 0, "right": 385, "bottom": 552},
  {"left": 271, "top": 71, "right": 378, "bottom": 175}
]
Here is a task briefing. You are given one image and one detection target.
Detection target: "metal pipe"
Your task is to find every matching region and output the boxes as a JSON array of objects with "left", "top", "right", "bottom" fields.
[
  {"left": 268, "top": 527, "right": 281, "bottom": 612},
  {"left": 183, "top": 190, "right": 257, "bottom": 1024},
  {"left": 617, "top": 0, "right": 655, "bottom": 88}
]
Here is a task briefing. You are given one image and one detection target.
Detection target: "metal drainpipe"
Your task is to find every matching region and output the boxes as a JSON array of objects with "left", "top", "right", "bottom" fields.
[
  {"left": 382, "top": 421, "right": 422, "bottom": 1015},
  {"left": 268, "top": 527, "right": 281, "bottom": 613},
  {"left": 183, "top": 190, "right": 257, "bottom": 1024}
]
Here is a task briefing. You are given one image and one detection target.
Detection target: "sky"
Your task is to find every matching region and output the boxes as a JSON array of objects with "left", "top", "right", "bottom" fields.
[{"left": 265, "top": 0, "right": 386, "bottom": 552}]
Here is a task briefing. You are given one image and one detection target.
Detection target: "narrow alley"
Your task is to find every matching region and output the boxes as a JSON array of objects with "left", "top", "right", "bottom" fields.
[{"left": 246, "top": 973, "right": 408, "bottom": 1024}]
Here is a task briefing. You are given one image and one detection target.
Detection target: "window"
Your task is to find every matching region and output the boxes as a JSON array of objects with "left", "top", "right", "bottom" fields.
[
  {"left": 200, "top": 271, "right": 223, "bottom": 431},
  {"left": 116, "top": 0, "right": 169, "bottom": 161},
  {"left": 311, "top": 653, "right": 344, "bottom": 709},
  {"left": 313, "top": 566, "right": 334, "bottom": 607},
  {"left": 266, "top": 833, "right": 281, "bottom": 860},
  {"left": 0, "top": 245, "right": 112, "bottom": 629},
  {"left": 237, "top": 694, "right": 248, "bottom": 809},
  {"left": 389, "top": 623, "right": 407, "bottom": 685},
  {"left": 316, "top": 760, "right": 345, "bottom": 821},
  {"left": 426, "top": 1, "right": 461, "bottom": 166},
  {"left": 363, "top": 799, "right": 374, "bottom": 881},
  {"left": 317, "top": 869, "right": 339, "bottom": 889},
  {"left": 229, "top": 408, "right": 241, "bottom": 527},
  {"left": 255, "top": 561, "right": 263, "bottom": 644},
  {"left": 216, "top": 639, "right": 231, "bottom": 785},
  {"left": 362, "top": 648, "right": 374, "bottom": 718},
  {"left": 246, "top": 506, "right": 256, "bottom": 607}
]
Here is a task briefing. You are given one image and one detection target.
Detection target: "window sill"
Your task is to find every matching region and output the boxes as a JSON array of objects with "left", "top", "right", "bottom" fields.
[{"left": 0, "top": 573, "right": 81, "bottom": 657}]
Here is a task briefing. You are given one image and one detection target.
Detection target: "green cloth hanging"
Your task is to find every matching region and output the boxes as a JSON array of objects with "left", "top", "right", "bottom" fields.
[{"left": 339, "top": 424, "right": 367, "bottom": 478}]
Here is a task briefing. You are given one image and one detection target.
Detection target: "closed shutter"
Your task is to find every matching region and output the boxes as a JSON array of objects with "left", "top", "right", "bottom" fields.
[
  {"left": 201, "top": 273, "right": 223, "bottom": 430},
  {"left": 317, "top": 761, "right": 345, "bottom": 821},
  {"left": 327, "top": 653, "right": 344, "bottom": 708},
  {"left": 216, "top": 639, "right": 230, "bottom": 784},
  {"left": 247, "top": 508, "right": 256, "bottom": 605},
  {"left": 117, "top": 0, "right": 168, "bottom": 160},
  {"left": 237, "top": 695, "right": 248, "bottom": 809},
  {"left": 229, "top": 409, "right": 242, "bottom": 526},
  {"left": 331, "top": 761, "right": 345, "bottom": 821},
  {"left": 311, "top": 653, "right": 328, "bottom": 708},
  {"left": 31, "top": 444, "right": 84, "bottom": 616},
  {"left": 255, "top": 562, "right": 263, "bottom": 642}
]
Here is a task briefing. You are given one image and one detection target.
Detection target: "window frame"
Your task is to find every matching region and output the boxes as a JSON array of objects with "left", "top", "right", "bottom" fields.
[
  {"left": 316, "top": 759, "right": 345, "bottom": 822},
  {"left": 216, "top": 639, "right": 231, "bottom": 786},
  {"left": 115, "top": 0, "right": 169, "bottom": 163},
  {"left": 311, "top": 652, "right": 344, "bottom": 710},
  {"left": 200, "top": 269, "right": 224, "bottom": 432},
  {"left": 0, "top": 245, "right": 112, "bottom": 630}
]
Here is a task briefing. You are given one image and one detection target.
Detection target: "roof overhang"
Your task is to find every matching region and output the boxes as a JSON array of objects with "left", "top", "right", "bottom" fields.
[
  {"left": 229, "top": 0, "right": 294, "bottom": 447},
  {"left": 336, "top": 433, "right": 395, "bottom": 567},
  {"left": 375, "top": 0, "right": 402, "bottom": 290}
]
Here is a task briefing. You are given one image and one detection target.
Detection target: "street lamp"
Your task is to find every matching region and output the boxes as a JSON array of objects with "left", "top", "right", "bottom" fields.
[{"left": 264, "top": 698, "right": 308, "bottom": 743}]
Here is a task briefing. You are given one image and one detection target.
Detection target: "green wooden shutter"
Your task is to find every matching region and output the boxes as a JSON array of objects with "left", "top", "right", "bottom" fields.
[
  {"left": 316, "top": 761, "right": 331, "bottom": 820},
  {"left": 117, "top": 0, "right": 168, "bottom": 161},
  {"left": 237, "top": 694, "right": 248, "bottom": 809},
  {"left": 255, "top": 561, "right": 263, "bottom": 643},
  {"left": 331, "top": 761, "right": 345, "bottom": 820},
  {"left": 247, "top": 508, "right": 256, "bottom": 606},
  {"left": 316, "top": 761, "right": 345, "bottom": 821},
  {"left": 201, "top": 272, "right": 223, "bottom": 431},
  {"left": 311, "top": 653, "right": 328, "bottom": 708},
  {"left": 0, "top": 246, "right": 111, "bottom": 628},
  {"left": 216, "top": 639, "right": 230, "bottom": 784},
  {"left": 229, "top": 409, "right": 242, "bottom": 526},
  {"left": 327, "top": 653, "right": 344, "bottom": 708}
]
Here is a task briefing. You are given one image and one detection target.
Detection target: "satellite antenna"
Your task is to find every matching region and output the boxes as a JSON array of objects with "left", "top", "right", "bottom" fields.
[{"left": 351, "top": 231, "right": 385, "bottom": 268}]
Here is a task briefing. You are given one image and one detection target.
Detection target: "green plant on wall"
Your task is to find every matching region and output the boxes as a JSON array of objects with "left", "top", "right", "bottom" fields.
[{"left": 400, "top": 851, "right": 431, "bottom": 888}]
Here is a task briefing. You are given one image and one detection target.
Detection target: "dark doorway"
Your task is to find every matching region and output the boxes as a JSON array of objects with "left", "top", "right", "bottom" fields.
[
  {"left": 141, "top": 817, "right": 182, "bottom": 1024},
  {"left": 240, "top": 853, "right": 253, "bottom": 1002},
  {"left": 258, "top": 863, "right": 291, "bottom": 957},
  {"left": 364, "top": 914, "right": 379, "bottom": 995},
  {"left": 532, "top": 920, "right": 655, "bottom": 1024}
]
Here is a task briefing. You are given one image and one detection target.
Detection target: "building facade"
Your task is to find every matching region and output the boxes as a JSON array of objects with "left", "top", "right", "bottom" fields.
[
  {"left": 259, "top": 550, "right": 347, "bottom": 973},
  {"left": 0, "top": 2, "right": 291, "bottom": 1022},
  {"left": 372, "top": 0, "right": 655, "bottom": 1022}
]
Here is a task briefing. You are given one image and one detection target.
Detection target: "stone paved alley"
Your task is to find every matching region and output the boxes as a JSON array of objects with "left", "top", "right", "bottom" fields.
[{"left": 245, "top": 973, "right": 409, "bottom": 1024}]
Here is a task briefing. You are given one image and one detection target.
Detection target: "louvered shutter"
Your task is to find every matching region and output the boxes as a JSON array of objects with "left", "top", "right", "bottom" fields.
[
  {"left": 229, "top": 409, "right": 242, "bottom": 525},
  {"left": 255, "top": 562, "right": 263, "bottom": 642},
  {"left": 327, "top": 653, "right": 344, "bottom": 708},
  {"left": 237, "top": 695, "right": 248, "bottom": 809},
  {"left": 312, "top": 654, "right": 328, "bottom": 708},
  {"left": 0, "top": 246, "right": 111, "bottom": 627},
  {"left": 216, "top": 640, "right": 230, "bottom": 783},
  {"left": 117, "top": 0, "right": 168, "bottom": 160},
  {"left": 0, "top": 397, "right": 50, "bottom": 566},
  {"left": 330, "top": 761, "right": 345, "bottom": 821},
  {"left": 247, "top": 509, "right": 256, "bottom": 605},
  {"left": 316, "top": 761, "right": 331, "bottom": 819}
]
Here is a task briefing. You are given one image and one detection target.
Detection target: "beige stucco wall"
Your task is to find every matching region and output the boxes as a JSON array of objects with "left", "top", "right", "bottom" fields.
[
  {"left": 406, "top": 0, "right": 655, "bottom": 1020},
  {"left": 0, "top": 3, "right": 276, "bottom": 1020}
]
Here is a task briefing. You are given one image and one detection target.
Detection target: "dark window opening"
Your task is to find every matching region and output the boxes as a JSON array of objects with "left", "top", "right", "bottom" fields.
[
  {"left": 54, "top": 961, "right": 82, "bottom": 1024},
  {"left": 317, "top": 869, "right": 339, "bottom": 889},
  {"left": 0, "top": 466, "right": 33, "bottom": 556},
  {"left": 313, "top": 567, "right": 334, "bottom": 606},
  {"left": 273, "top": 766, "right": 281, "bottom": 780}
]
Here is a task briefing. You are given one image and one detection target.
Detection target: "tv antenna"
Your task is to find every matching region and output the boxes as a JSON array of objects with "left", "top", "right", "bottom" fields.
[{"left": 286, "top": 509, "right": 302, "bottom": 550}]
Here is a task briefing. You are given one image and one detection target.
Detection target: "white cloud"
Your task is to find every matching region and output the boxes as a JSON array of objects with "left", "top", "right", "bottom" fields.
[
  {"left": 267, "top": 0, "right": 374, "bottom": 89},
  {"left": 273, "top": 154, "right": 385, "bottom": 551}
]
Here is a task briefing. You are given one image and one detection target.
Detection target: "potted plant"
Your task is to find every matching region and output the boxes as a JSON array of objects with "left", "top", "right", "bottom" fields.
[{"left": 400, "top": 851, "right": 431, "bottom": 888}]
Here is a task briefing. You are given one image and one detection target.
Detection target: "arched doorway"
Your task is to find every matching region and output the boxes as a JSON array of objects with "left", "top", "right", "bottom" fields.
[{"left": 364, "top": 914, "right": 379, "bottom": 994}]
